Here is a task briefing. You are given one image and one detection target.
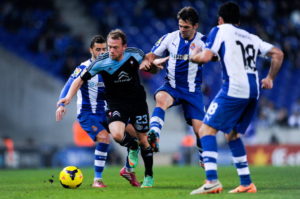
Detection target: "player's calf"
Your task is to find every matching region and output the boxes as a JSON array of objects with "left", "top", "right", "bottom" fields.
[{"left": 147, "top": 130, "right": 160, "bottom": 152}]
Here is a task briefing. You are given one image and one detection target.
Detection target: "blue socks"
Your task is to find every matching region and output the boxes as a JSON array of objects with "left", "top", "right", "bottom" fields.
[
  {"left": 94, "top": 142, "right": 109, "bottom": 180},
  {"left": 150, "top": 107, "right": 165, "bottom": 136},
  {"left": 228, "top": 138, "right": 252, "bottom": 186},
  {"left": 200, "top": 135, "right": 218, "bottom": 181}
]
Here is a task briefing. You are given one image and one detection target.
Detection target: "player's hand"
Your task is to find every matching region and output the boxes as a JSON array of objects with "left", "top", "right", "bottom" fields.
[
  {"left": 261, "top": 76, "right": 273, "bottom": 89},
  {"left": 139, "top": 59, "right": 152, "bottom": 71},
  {"left": 56, "top": 105, "right": 67, "bottom": 121},
  {"left": 57, "top": 97, "right": 71, "bottom": 107},
  {"left": 190, "top": 45, "right": 202, "bottom": 61},
  {"left": 153, "top": 56, "right": 169, "bottom": 70}
]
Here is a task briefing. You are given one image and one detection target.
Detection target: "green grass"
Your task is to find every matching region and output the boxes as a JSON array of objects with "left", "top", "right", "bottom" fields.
[{"left": 0, "top": 166, "right": 299, "bottom": 199}]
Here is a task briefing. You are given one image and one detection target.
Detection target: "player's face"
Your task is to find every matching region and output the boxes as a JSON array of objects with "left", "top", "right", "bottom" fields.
[
  {"left": 107, "top": 37, "right": 126, "bottom": 61},
  {"left": 178, "top": 19, "right": 198, "bottom": 40},
  {"left": 90, "top": 43, "right": 107, "bottom": 60}
]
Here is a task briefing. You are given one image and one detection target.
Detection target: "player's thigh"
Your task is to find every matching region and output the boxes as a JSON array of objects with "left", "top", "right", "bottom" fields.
[
  {"left": 106, "top": 104, "right": 129, "bottom": 140},
  {"left": 108, "top": 121, "right": 126, "bottom": 141},
  {"left": 203, "top": 92, "right": 249, "bottom": 134},
  {"left": 181, "top": 92, "right": 205, "bottom": 126},
  {"left": 233, "top": 98, "right": 258, "bottom": 135},
  {"left": 78, "top": 113, "right": 108, "bottom": 141}
]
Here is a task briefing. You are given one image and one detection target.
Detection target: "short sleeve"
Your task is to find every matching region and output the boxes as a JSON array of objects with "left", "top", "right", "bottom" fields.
[{"left": 151, "top": 34, "right": 169, "bottom": 57}]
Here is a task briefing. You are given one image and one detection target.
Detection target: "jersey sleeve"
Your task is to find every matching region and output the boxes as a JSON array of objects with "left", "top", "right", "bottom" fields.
[
  {"left": 256, "top": 36, "right": 274, "bottom": 56},
  {"left": 58, "top": 77, "right": 74, "bottom": 100},
  {"left": 126, "top": 47, "right": 145, "bottom": 63},
  {"left": 86, "top": 53, "right": 108, "bottom": 77},
  {"left": 205, "top": 27, "right": 222, "bottom": 55},
  {"left": 151, "top": 34, "right": 169, "bottom": 57},
  {"left": 59, "top": 65, "right": 85, "bottom": 99}
]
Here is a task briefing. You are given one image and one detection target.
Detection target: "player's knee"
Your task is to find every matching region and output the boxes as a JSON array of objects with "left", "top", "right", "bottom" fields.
[
  {"left": 137, "top": 133, "right": 150, "bottom": 148},
  {"left": 226, "top": 131, "right": 240, "bottom": 142},
  {"left": 95, "top": 130, "right": 110, "bottom": 144},
  {"left": 199, "top": 124, "right": 217, "bottom": 137},
  {"left": 155, "top": 92, "right": 172, "bottom": 109},
  {"left": 110, "top": 131, "right": 124, "bottom": 142}
]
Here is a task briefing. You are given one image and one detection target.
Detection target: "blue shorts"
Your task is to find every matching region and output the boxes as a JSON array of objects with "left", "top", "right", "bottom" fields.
[
  {"left": 203, "top": 90, "right": 258, "bottom": 134},
  {"left": 155, "top": 83, "right": 206, "bottom": 125},
  {"left": 77, "top": 112, "right": 108, "bottom": 141}
]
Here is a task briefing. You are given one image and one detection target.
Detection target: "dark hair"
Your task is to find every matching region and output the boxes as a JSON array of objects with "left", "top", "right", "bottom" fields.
[
  {"left": 107, "top": 29, "right": 127, "bottom": 45},
  {"left": 177, "top": 6, "right": 199, "bottom": 26},
  {"left": 90, "top": 35, "right": 106, "bottom": 48},
  {"left": 218, "top": 2, "right": 240, "bottom": 24}
]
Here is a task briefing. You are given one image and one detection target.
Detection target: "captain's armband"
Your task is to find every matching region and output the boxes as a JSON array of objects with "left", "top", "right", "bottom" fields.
[{"left": 80, "top": 71, "right": 92, "bottom": 81}]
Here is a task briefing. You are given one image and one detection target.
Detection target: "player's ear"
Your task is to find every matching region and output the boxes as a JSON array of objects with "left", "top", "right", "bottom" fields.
[
  {"left": 123, "top": 44, "right": 127, "bottom": 50},
  {"left": 218, "top": 17, "right": 224, "bottom": 25},
  {"left": 194, "top": 23, "right": 199, "bottom": 30}
]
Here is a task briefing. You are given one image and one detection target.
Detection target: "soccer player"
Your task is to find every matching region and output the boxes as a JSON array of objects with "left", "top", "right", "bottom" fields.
[
  {"left": 57, "top": 29, "right": 159, "bottom": 188},
  {"left": 189, "top": 2, "right": 284, "bottom": 194},
  {"left": 140, "top": 6, "right": 206, "bottom": 165},
  {"left": 56, "top": 35, "right": 140, "bottom": 188}
]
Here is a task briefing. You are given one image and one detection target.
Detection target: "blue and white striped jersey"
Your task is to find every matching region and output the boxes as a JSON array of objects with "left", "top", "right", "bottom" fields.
[
  {"left": 206, "top": 24, "right": 273, "bottom": 99},
  {"left": 59, "top": 59, "right": 106, "bottom": 115},
  {"left": 151, "top": 30, "right": 206, "bottom": 92}
]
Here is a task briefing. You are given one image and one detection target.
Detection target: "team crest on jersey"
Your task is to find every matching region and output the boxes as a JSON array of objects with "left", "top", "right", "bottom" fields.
[
  {"left": 91, "top": 125, "right": 98, "bottom": 132},
  {"left": 134, "top": 124, "right": 143, "bottom": 131},
  {"left": 71, "top": 68, "right": 82, "bottom": 78},
  {"left": 190, "top": 43, "right": 196, "bottom": 50}
]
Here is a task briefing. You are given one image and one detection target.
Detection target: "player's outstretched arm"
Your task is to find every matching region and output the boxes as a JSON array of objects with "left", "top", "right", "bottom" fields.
[
  {"left": 261, "top": 47, "right": 284, "bottom": 89},
  {"left": 56, "top": 77, "right": 75, "bottom": 121},
  {"left": 153, "top": 56, "right": 169, "bottom": 69},
  {"left": 56, "top": 77, "right": 84, "bottom": 113},
  {"left": 140, "top": 53, "right": 157, "bottom": 71},
  {"left": 190, "top": 49, "right": 215, "bottom": 64},
  {"left": 56, "top": 106, "right": 67, "bottom": 121}
]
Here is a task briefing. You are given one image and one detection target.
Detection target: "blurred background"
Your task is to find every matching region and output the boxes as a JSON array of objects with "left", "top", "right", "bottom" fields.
[{"left": 0, "top": 0, "right": 300, "bottom": 169}]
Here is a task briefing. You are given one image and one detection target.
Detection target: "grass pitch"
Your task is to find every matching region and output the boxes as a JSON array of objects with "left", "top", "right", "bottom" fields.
[{"left": 0, "top": 166, "right": 299, "bottom": 199}]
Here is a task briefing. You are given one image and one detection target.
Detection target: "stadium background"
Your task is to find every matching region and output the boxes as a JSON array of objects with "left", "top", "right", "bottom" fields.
[{"left": 0, "top": 0, "right": 300, "bottom": 168}]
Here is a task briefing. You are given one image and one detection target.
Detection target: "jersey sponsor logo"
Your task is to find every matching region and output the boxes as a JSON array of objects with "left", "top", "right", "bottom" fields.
[
  {"left": 114, "top": 71, "right": 132, "bottom": 83},
  {"left": 170, "top": 52, "right": 189, "bottom": 60},
  {"left": 88, "top": 81, "right": 105, "bottom": 88},
  {"left": 112, "top": 111, "right": 121, "bottom": 118},
  {"left": 71, "top": 68, "right": 82, "bottom": 78}
]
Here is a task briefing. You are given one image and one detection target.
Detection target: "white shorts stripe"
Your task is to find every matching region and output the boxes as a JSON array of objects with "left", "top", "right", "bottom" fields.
[
  {"left": 95, "top": 160, "right": 106, "bottom": 167},
  {"left": 232, "top": 155, "right": 247, "bottom": 163},
  {"left": 150, "top": 116, "right": 164, "bottom": 126},
  {"left": 204, "top": 162, "right": 217, "bottom": 171},
  {"left": 237, "top": 167, "right": 250, "bottom": 175},
  {"left": 203, "top": 151, "right": 218, "bottom": 159},
  {"left": 95, "top": 150, "right": 108, "bottom": 156}
]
